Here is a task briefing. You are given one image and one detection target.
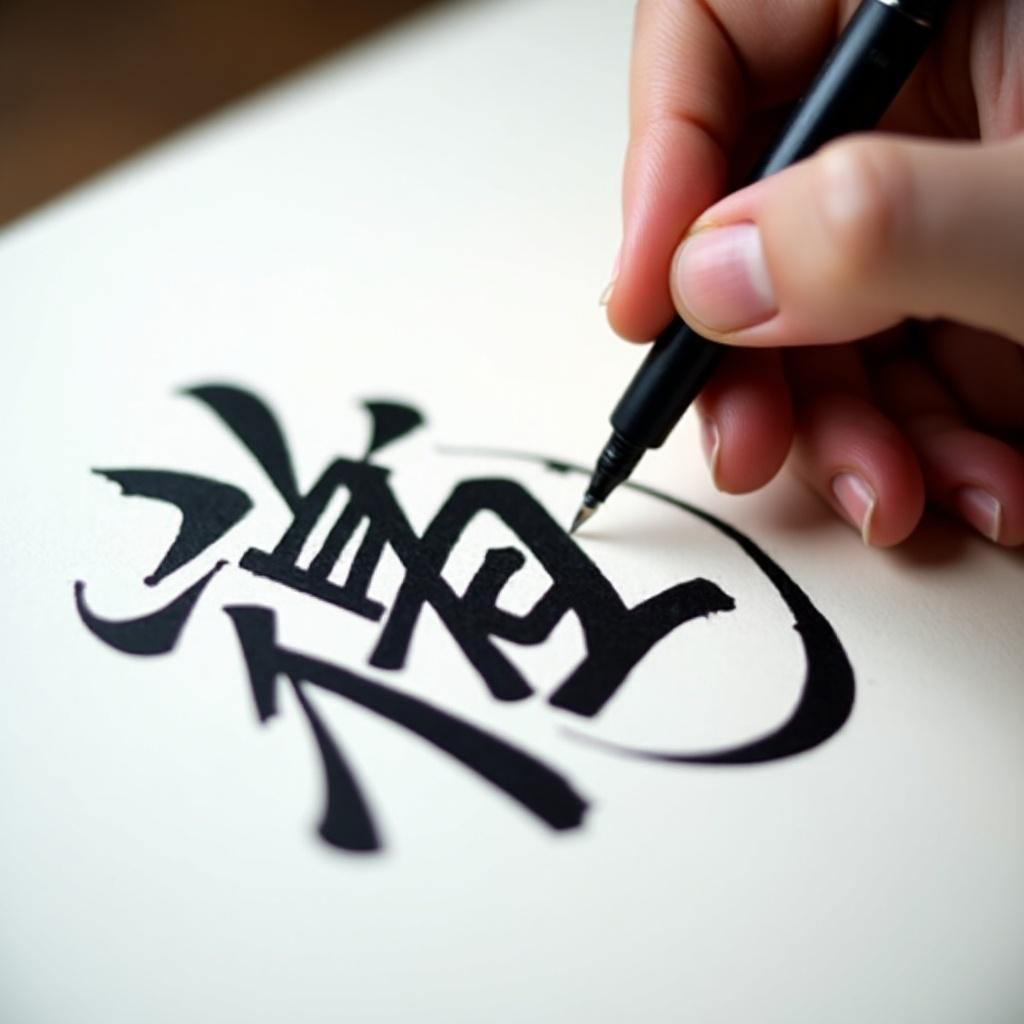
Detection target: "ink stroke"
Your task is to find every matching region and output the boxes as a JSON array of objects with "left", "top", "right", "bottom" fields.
[{"left": 75, "top": 384, "right": 854, "bottom": 853}]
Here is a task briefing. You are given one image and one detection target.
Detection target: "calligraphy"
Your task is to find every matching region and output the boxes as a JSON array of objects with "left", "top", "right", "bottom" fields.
[{"left": 75, "top": 384, "right": 855, "bottom": 853}]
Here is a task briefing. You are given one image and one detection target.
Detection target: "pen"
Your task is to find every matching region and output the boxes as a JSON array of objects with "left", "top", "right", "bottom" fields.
[{"left": 571, "top": 0, "right": 951, "bottom": 533}]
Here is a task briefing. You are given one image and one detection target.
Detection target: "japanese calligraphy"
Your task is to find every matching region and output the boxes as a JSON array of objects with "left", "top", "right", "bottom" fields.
[{"left": 75, "top": 384, "right": 854, "bottom": 853}]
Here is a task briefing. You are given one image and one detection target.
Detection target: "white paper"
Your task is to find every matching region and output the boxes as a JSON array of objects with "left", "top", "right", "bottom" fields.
[{"left": 2, "top": 1, "right": 1022, "bottom": 1021}]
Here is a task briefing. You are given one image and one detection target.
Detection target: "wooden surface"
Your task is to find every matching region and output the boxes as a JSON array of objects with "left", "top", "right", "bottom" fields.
[{"left": 0, "top": 0, "right": 440, "bottom": 227}]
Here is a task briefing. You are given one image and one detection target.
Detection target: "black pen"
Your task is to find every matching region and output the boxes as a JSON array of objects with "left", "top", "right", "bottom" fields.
[{"left": 571, "top": 0, "right": 950, "bottom": 533}]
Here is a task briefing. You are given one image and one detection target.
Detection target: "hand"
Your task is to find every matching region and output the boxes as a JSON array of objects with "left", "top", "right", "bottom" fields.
[{"left": 606, "top": 0, "right": 1024, "bottom": 546}]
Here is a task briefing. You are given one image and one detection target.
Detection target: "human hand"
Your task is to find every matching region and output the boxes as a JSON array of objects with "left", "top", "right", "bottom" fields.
[{"left": 606, "top": 0, "right": 1024, "bottom": 546}]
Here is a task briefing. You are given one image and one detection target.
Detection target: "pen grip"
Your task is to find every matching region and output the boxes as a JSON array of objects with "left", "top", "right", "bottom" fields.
[
  {"left": 612, "top": 319, "right": 722, "bottom": 446},
  {"left": 612, "top": 0, "right": 942, "bottom": 449},
  {"left": 752, "top": 0, "right": 940, "bottom": 178}
]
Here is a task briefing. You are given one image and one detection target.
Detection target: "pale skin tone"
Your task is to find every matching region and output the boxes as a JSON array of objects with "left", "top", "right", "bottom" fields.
[{"left": 606, "top": 0, "right": 1024, "bottom": 546}]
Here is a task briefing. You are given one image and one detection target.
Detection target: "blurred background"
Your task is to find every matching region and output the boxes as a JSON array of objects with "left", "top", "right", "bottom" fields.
[{"left": 0, "top": 0, "right": 442, "bottom": 227}]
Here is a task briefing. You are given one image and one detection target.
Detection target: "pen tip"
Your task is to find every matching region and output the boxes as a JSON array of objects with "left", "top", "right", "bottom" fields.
[{"left": 569, "top": 501, "right": 598, "bottom": 535}]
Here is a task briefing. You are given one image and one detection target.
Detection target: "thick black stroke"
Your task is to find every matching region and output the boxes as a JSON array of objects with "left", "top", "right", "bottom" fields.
[
  {"left": 438, "top": 447, "right": 856, "bottom": 764},
  {"left": 75, "top": 384, "right": 855, "bottom": 857},
  {"left": 94, "top": 468, "right": 252, "bottom": 585},
  {"left": 362, "top": 400, "right": 424, "bottom": 458},
  {"left": 186, "top": 384, "right": 302, "bottom": 512},
  {"left": 75, "top": 562, "right": 225, "bottom": 655},
  {"left": 184, "top": 385, "right": 810, "bottom": 744},
  {"left": 240, "top": 460, "right": 394, "bottom": 621},
  {"left": 239, "top": 454, "right": 735, "bottom": 713},
  {"left": 226, "top": 605, "right": 587, "bottom": 851},
  {"left": 180, "top": 384, "right": 734, "bottom": 721},
  {"left": 370, "top": 476, "right": 735, "bottom": 714}
]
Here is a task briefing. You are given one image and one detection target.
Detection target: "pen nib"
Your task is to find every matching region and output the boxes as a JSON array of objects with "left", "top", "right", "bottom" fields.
[{"left": 569, "top": 501, "right": 598, "bottom": 535}]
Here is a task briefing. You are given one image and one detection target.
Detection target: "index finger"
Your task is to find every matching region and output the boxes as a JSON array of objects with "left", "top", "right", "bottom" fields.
[{"left": 607, "top": 0, "right": 841, "bottom": 342}]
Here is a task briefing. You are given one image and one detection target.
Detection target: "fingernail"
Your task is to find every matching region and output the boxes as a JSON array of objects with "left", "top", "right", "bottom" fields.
[
  {"left": 599, "top": 247, "right": 621, "bottom": 306},
  {"left": 830, "top": 472, "right": 877, "bottom": 544},
  {"left": 672, "top": 223, "right": 777, "bottom": 332},
  {"left": 701, "top": 418, "right": 721, "bottom": 487},
  {"left": 954, "top": 486, "right": 1002, "bottom": 543}
]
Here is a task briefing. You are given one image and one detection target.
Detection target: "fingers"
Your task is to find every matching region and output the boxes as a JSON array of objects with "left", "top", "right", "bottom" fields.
[
  {"left": 683, "top": 332, "right": 1023, "bottom": 546},
  {"left": 607, "top": 0, "right": 739, "bottom": 341},
  {"left": 875, "top": 359, "right": 1024, "bottom": 546},
  {"left": 784, "top": 345, "right": 925, "bottom": 546},
  {"left": 782, "top": 340, "right": 1024, "bottom": 547},
  {"left": 694, "top": 349, "right": 793, "bottom": 493},
  {"left": 669, "top": 135, "right": 1024, "bottom": 346},
  {"left": 607, "top": 0, "right": 837, "bottom": 342},
  {"left": 925, "top": 322, "right": 1024, "bottom": 435},
  {"left": 708, "top": 338, "right": 1024, "bottom": 546}
]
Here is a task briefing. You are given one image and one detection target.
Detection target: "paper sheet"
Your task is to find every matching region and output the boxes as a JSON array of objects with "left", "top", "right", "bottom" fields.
[{"left": 2, "top": 1, "right": 1022, "bottom": 1021}]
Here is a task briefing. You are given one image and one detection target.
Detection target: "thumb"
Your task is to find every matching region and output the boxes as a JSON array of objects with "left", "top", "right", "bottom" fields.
[{"left": 669, "top": 134, "right": 1024, "bottom": 347}]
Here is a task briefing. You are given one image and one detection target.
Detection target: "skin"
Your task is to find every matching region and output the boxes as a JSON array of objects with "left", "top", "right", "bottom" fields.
[{"left": 605, "top": 0, "right": 1024, "bottom": 546}]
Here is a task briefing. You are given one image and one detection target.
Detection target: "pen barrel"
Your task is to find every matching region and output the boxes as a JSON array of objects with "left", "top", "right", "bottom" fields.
[
  {"left": 612, "top": 0, "right": 945, "bottom": 450},
  {"left": 612, "top": 319, "right": 721, "bottom": 446},
  {"left": 751, "top": 0, "right": 943, "bottom": 179}
]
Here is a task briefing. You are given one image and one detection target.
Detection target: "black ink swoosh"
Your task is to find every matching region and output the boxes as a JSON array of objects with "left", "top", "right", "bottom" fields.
[
  {"left": 227, "top": 604, "right": 588, "bottom": 847},
  {"left": 185, "top": 384, "right": 301, "bottom": 512},
  {"left": 438, "top": 446, "right": 855, "bottom": 764},
  {"left": 94, "top": 469, "right": 251, "bottom": 585},
  {"left": 75, "top": 562, "right": 225, "bottom": 656},
  {"left": 362, "top": 401, "right": 424, "bottom": 458}
]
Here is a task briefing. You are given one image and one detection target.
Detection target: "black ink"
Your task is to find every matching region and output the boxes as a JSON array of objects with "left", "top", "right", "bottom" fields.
[
  {"left": 238, "top": 457, "right": 734, "bottom": 712},
  {"left": 578, "top": 478, "right": 854, "bottom": 764},
  {"left": 75, "top": 561, "right": 225, "bottom": 655},
  {"left": 370, "top": 478, "right": 735, "bottom": 714},
  {"left": 241, "top": 460, "right": 394, "bottom": 622},
  {"left": 439, "top": 447, "right": 855, "bottom": 763},
  {"left": 227, "top": 605, "right": 587, "bottom": 851},
  {"left": 94, "top": 469, "right": 251, "bottom": 585},
  {"left": 288, "top": 678, "right": 380, "bottom": 851},
  {"left": 186, "top": 384, "right": 302, "bottom": 511},
  {"left": 77, "top": 385, "right": 855, "bottom": 855},
  {"left": 362, "top": 400, "right": 423, "bottom": 458}
]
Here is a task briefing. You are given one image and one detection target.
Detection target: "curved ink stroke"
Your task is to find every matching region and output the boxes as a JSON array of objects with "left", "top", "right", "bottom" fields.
[
  {"left": 75, "top": 562, "right": 225, "bottom": 656},
  {"left": 94, "top": 469, "right": 252, "bottom": 586},
  {"left": 368, "top": 475, "right": 735, "bottom": 710},
  {"left": 184, "top": 384, "right": 301, "bottom": 512},
  {"left": 290, "top": 679, "right": 381, "bottom": 852},
  {"left": 226, "top": 605, "right": 588, "bottom": 850},
  {"left": 362, "top": 401, "right": 424, "bottom": 459},
  {"left": 438, "top": 446, "right": 855, "bottom": 764},
  {"left": 237, "top": 443, "right": 735, "bottom": 712},
  {"left": 229, "top": 603, "right": 380, "bottom": 851}
]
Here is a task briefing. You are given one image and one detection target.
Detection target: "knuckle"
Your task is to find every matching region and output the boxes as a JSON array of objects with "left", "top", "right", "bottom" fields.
[{"left": 811, "top": 138, "right": 910, "bottom": 290}]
